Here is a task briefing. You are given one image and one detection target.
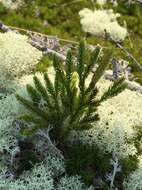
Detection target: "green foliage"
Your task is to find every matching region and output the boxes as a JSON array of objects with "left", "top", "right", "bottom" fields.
[
  {"left": 114, "top": 2, "right": 142, "bottom": 36},
  {"left": 100, "top": 78, "right": 127, "bottom": 102},
  {"left": 16, "top": 41, "right": 126, "bottom": 140},
  {"left": 65, "top": 141, "right": 111, "bottom": 186},
  {"left": 15, "top": 138, "right": 41, "bottom": 176},
  {"left": 133, "top": 125, "right": 142, "bottom": 155},
  {"left": 36, "top": 56, "right": 52, "bottom": 73},
  {"left": 65, "top": 141, "right": 138, "bottom": 188},
  {"left": 121, "top": 156, "right": 139, "bottom": 177}
]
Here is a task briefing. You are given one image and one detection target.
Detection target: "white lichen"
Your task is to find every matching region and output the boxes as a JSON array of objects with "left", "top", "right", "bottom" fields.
[
  {"left": 0, "top": 0, "right": 23, "bottom": 10},
  {"left": 0, "top": 31, "right": 42, "bottom": 92},
  {"left": 57, "top": 175, "right": 94, "bottom": 190},
  {"left": 79, "top": 8, "right": 127, "bottom": 41},
  {"left": 96, "top": 0, "right": 107, "bottom": 5},
  {"left": 70, "top": 79, "right": 142, "bottom": 158}
]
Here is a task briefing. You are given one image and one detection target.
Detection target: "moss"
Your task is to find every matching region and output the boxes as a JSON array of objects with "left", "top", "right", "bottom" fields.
[
  {"left": 65, "top": 141, "right": 111, "bottom": 186},
  {"left": 121, "top": 156, "right": 139, "bottom": 176}
]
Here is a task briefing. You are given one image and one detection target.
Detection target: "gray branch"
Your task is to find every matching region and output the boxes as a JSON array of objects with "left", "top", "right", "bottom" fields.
[
  {"left": 0, "top": 22, "right": 66, "bottom": 61},
  {"left": 105, "top": 73, "right": 142, "bottom": 94},
  {"left": 105, "top": 30, "right": 142, "bottom": 72},
  {"left": 0, "top": 22, "right": 12, "bottom": 32},
  {"left": 29, "top": 33, "right": 66, "bottom": 61},
  {"left": 43, "top": 48, "right": 66, "bottom": 61},
  {"left": 37, "top": 127, "right": 64, "bottom": 158}
]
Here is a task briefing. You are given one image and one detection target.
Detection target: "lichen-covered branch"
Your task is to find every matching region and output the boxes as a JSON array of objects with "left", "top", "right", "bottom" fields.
[
  {"left": 106, "top": 155, "right": 121, "bottom": 189},
  {"left": 29, "top": 37, "right": 66, "bottom": 61},
  {"left": 105, "top": 73, "right": 142, "bottom": 94},
  {"left": 37, "top": 127, "right": 64, "bottom": 158}
]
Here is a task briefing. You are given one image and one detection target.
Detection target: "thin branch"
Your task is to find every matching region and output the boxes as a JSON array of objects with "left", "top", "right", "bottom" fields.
[
  {"left": 125, "top": 79, "right": 142, "bottom": 93},
  {"left": 55, "top": 0, "right": 84, "bottom": 7},
  {"left": 0, "top": 22, "right": 67, "bottom": 61},
  {"left": 135, "top": 0, "right": 142, "bottom": 4},
  {"left": 106, "top": 154, "right": 121, "bottom": 189},
  {"left": 105, "top": 73, "right": 142, "bottom": 94},
  {"left": 43, "top": 48, "right": 66, "bottom": 61},
  {"left": 105, "top": 30, "right": 142, "bottom": 72},
  {"left": 0, "top": 22, "right": 12, "bottom": 32},
  {"left": 37, "top": 127, "right": 64, "bottom": 158},
  {"left": 3, "top": 24, "right": 121, "bottom": 49},
  {"left": 30, "top": 39, "right": 66, "bottom": 61},
  {"left": 109, "top": 155, "right": 121, "bottom": 189},
  {"left": 6, "top": 24, "right": 79, "bottom": 45}
]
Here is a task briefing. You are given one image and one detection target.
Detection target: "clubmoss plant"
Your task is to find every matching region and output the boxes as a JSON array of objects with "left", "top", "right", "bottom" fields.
[{"left": 16, "top": 41, "right": 126, "bottom": 141}]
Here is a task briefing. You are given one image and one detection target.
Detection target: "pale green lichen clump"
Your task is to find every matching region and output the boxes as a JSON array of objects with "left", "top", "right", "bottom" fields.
[
  {"left": 57, "top": 176, "right": 94, "bottom": 190},
  {"left": 79, "top": 9, "right": 127, "bottom": 41},
  {"left": 0, "top": 69, "right": 54, "bottom": 154},
  {"left": 70, "top": 78, "right": 142, "bottom": 158},
  {"left": 0, "top": 154, "right": 92, "bottom": 190},
  {"left": 0, "top": 32, "right": 42, "bottom": 91},
  {"left": 0, "top": 0, "right": 23, "bottom": 10},
  {"left": 96, "top": 0, "right": 107, "bottom": 5}
]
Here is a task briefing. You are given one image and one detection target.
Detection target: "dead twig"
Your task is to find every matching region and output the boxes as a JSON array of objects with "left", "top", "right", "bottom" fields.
[{"left": 105, "top": 30, "right": 142, "bottom": 72}]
